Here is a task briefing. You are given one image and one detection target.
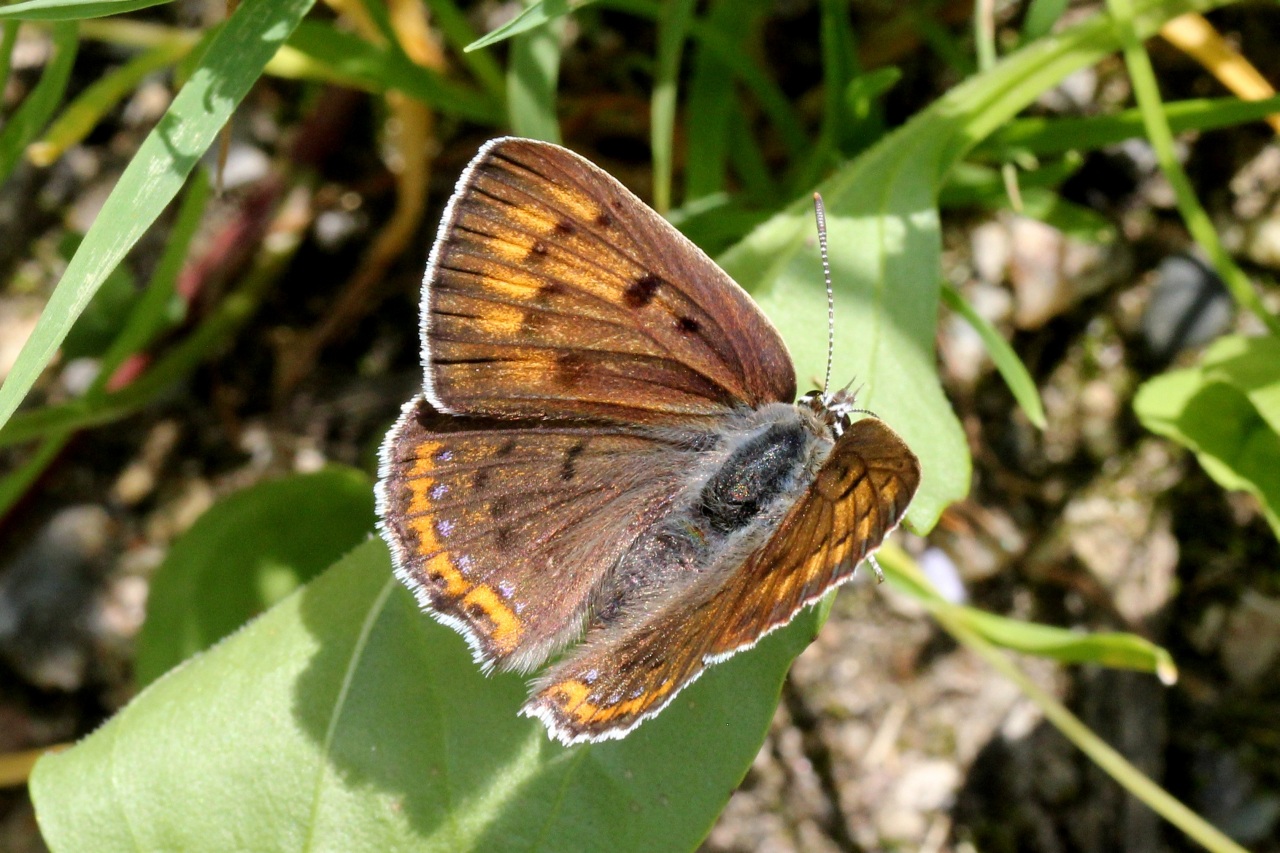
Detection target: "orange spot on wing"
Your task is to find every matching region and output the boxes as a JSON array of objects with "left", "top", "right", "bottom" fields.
[
  {"left": 462, "top": 585, "right": 523, "bottom": 652},
  {"left": 408, "top": 515, "right": 441, "bottom": 553},
  {"left": 549, "top": 677, "right": 679, "bottom": 725},
  {"left": 425, "top": 552, "right": 469, "bottom": 597},
  {"left": 407, "top": 477, "right": 436, "bottom": 515},
  {"left": 546, "top": 186, "right": 599, "bottom": 223}
]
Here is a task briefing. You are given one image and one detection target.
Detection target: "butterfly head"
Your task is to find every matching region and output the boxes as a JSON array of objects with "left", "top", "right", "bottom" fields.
[{"left": 801, "top": 388, "right": 854, "bottom": 436}]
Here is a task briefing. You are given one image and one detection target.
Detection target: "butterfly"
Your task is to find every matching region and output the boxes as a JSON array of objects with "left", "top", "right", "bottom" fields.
[{"left": 376, "top": 137, "right": 921, "bottom": 746}]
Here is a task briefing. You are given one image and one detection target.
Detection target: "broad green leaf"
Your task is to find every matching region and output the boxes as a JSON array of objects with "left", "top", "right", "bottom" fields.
[
  {"left": 0, "top": 0, "right": 169, "bottom": 20},
  {"left": 718, "top": 0, "right": 1234, "bottom": 533},
  {"left": 0, "top": 0, "right": 315, "bottom": 431},
  {"left": 33, "top": 539, "right": 814, "bottom": 852},
  {"left": 135, "top": 468, "right": 376, "bottom": 686},
  {"left": 1135, "top": 334, "right": 1280, "bottom": 538}
]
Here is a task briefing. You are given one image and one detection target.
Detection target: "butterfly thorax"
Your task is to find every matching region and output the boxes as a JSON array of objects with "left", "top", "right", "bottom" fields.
[{"left": 594, "top": 402, "right": 834, "bottom": 628}]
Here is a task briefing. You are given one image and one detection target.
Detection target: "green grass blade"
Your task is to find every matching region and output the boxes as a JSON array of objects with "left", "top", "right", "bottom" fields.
[
  {"left": 1022, "top": 0, "right": 1069, "bottom": 41},
  {"left": 0, "top": 429, "right": 73, "bottom": 521},
  {"left": 423, "top": 0, "right": 505, "bottom": 98},
  {"left": 506, "top": 4, "right": 563, "bottom": 142},
  {"left": 284, "top": 21, "right": 502, "bottom": 124},
  {"left": 93, "top": 168, "right": 212, "bottom": 390},
  {"left": 1108, "top": 0, "right": 1280, "bottom": 337},
  {"left": 941, "top": 282, "right": 1047, "bottom": 428},
  {"left": 602, "top": 0, "right": 807, "bottom": 159},
  {"left": 725, "top": 109, "right": 777, "bottom": 202},
  {"left": 784, "top": 0, "right": 859, "bottom": 194},
  {"left": 0, "top": 0, "right": 316, "bottom": 431},
  {"left": 682, "top": 0, "right": 748, "bottom": 201},
  {"left": 0, "top": 22, "right": 19, "bottom": 96},
  {"left": 28, "top": 40, "right": 191, "bottom": 166},
  {"left": 650, "top": 0, "right": 695, "bottom": 213},
  {"left": 976, "top": 93, "right": 1280, "bottom": 159},
  {"left": 0, "top": 22, "right": 76, "bottom": 182},
  {"left": 466, "top": 0, "right": 581, "bottom": 52},
  {"left": 0, "top": 0, "right": 171, "bottom": 20}
]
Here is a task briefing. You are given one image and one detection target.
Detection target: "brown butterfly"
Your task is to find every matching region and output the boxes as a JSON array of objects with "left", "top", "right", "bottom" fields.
[{"left": 376, "top": 137, "right": 920, "bottom": 746}]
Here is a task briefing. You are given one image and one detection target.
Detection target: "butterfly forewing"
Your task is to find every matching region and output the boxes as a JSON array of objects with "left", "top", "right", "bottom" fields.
[
  {"left": 378, "top": 397, "right": 699, "bottom": 672},
  {"left": 423, "top": 137, "right": 796, "bottom": 423},
  {"left": 522, "top": 417, "right": 920, "bottom": 744}
]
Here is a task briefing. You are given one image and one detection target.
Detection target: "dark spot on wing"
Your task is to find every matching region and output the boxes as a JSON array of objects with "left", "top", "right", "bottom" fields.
[
  {"left": 489, "top": 496, "right": 510, "bottom": 519},
  {"left": 498, "top": 438, "right": 518, "bottom": 457},
  {"left": 527, "top": 240, "right": 549, "bottom": 260},
  {"left": 494, "top": 525, "right": 513, "bottom": 549},
  {"left": 595, "top": 211, "right": 613, "bottom": 229},
  {"left": 555, "top": 351, "right": 589, "bottom": 388},
  {"left": 519, "top": 309, "right": 549, "bottom": 335},
  {"left": 624, "top": 273, "right": 662, "bottom": 308},
  {"left": 561, "top": 440, "right": 587, "bottom": 482},
  {"left": 554, "top": 218, "right": 576, "bottom": 236},
  {"left": 473, "top": 468, "right": 490, "bottom": 489},
  {"left": 676, "top": 316, "right": 700, "bottom": 334}
]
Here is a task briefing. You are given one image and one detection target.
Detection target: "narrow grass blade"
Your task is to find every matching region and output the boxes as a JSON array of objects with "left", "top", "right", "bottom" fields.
[
  {"left": 683, "top": 0, "right": 749, "bottom": 201},
  {"left": 1108, "top": 0, "right": 1280, "bottom": 337},
  {"left": 423, "top": 0, "right": 504, "bottom": 98},
  {"left": 466, "top": 0, "right": 582, "bottom": 52},
  {"left": 976, "top": 94, "right": 1280, "bottom": 159},
  {"left": 506, "top": 4, "right": 563, "bottom": 142},
  {"left": 1022, "top": 0, "right": 1069, "bottom": 41},
  {"left": 0, "top": 22, "right": 19, "bottom": 96},
  {"left": 283, "top": 21, "right": 502, "bottom": 124},
  {"left": 602, "top": 0, "right": 807, "bottom": 158},
  {"left": 0, "top": 0, "right": 171, "bottom": 20},
  {"left": 941, "top": 282, "right": 1047, "bottom": 428},
  {"left": 0, "top": 22, "right": 76, "bottom": 182},
  {"left": 651, "top": 0, "right": 695, "bottom": 213},
  {"left": 94, "top": 168, "right": 212, "bottom": 389},
  {"left": 0, "top": 0, "right": 316, "bottom": 430},
  {"left": 879, "top": 544, "right": 1241, "bottom": 853},
  {"left": 28, "top": 40, "right": 191, "bottom": 166}
]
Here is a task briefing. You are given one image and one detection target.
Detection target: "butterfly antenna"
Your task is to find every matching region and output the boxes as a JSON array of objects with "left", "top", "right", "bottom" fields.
[{"left": 813, "top": 193, "right": 835, "bottom": 398}]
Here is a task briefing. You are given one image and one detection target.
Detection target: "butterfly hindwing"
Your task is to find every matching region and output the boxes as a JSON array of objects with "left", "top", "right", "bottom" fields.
[
  {"left": 377, "top": 397, "right": 698, "bottom": 672},
  {"left": 522, "top": 417, "right": 921, "bottom": 744},
  {"left": 423, "top": 137, "right": 796, "bottom": 424}
]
